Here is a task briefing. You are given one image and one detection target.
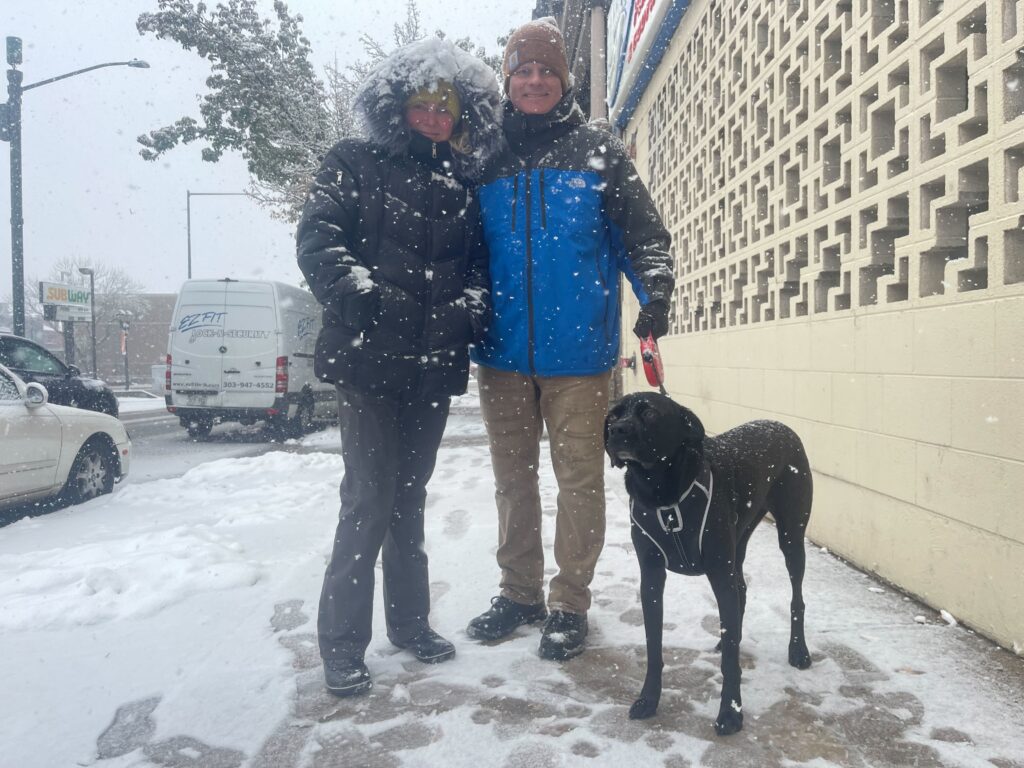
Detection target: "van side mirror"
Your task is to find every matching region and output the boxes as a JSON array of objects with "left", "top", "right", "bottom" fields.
[{"left": 24, "top": 382, "right": 48, "bottom": 407}]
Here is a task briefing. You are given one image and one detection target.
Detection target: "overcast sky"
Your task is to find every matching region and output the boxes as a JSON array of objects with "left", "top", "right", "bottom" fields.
[{"left": 0, "top": 0, "right": 533, "bottom": 298}]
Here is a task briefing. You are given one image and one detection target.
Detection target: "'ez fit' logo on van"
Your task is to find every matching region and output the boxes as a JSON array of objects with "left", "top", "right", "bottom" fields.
[
  {"left": 297, "top": 316, "right": 315, "bottom": 340},
  {"left": 179, "top": 311, "right": 227, "bottom": 333}
]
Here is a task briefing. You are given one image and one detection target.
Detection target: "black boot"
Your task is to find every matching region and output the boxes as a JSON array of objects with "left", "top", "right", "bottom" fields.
[
  {"left": 393, "top": 628, "right": 456, "bottom": 664},
  {"left": 538, "top": 611, "right": 588, "bottom": 660},
  {"left": 323, "top": 658, "right": 372, "bottom": 697},
  {"left": 466, "top": 596, "right": 548, "bottom": 641}
]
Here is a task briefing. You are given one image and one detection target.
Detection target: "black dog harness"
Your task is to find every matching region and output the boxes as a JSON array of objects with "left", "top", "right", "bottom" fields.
[{"left": 630, "top": 462, "right": 714, "bottom": 575}]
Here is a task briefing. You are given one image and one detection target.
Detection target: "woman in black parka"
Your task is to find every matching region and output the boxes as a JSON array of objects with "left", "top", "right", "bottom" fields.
[{"left": 296, "top": 37, "right": 501, "bottom": 698}]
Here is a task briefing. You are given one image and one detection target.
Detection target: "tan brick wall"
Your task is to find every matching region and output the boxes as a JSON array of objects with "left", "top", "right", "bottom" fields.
[{"left": 622, "top": 0, "right": 1024, "bottom": 652}]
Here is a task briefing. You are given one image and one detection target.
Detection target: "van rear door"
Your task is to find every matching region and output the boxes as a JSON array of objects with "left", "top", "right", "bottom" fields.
[
  {"left": 169, "top": 283, "right": 229, "bottom": 408},
  {"left": 219, "top": 284, "right": 278, "bottom": 408}
]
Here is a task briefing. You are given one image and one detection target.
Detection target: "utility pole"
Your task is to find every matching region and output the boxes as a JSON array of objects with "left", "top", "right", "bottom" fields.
[
  {"left": 1, "top": 36, "right": 149, "bottom": 337},
  {"left": 4, "top": 38, "right": 25, "bottom": 336}
]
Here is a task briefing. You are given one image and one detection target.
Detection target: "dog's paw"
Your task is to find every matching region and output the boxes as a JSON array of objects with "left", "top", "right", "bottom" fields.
[
  {"left": 629, "top": 696, "right": 659, "bottom": 720},
  {"left": 714, "top": 702, "right": 743, "bottom": 736},
  {"left": 789, "top": 641, "right": 812, "bottom": 670}
]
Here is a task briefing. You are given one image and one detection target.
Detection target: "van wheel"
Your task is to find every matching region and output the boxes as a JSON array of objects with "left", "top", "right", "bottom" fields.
[
  {"left": 62, "top": 442, "right": 116, "bottom": 504},
  {"left": 187, "top": 418, "right": 213, "bottom": 440}
]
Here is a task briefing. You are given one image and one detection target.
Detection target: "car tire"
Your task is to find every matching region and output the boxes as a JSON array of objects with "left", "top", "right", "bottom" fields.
[
  {"left": 187, "top": 418, "right": 213, "bottom": 440},
  {"left": 63, "top": 441, "right": 116, "bottom": 504}
]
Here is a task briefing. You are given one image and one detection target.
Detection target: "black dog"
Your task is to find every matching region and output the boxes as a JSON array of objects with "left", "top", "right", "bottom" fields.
[{"left": 604, "top": 392, "right": 813, "bottom": 736}]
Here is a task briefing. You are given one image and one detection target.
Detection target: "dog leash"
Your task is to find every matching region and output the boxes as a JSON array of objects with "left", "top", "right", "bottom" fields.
[{"left": 640, "top": 332, "right": 668, "bottom": 396}]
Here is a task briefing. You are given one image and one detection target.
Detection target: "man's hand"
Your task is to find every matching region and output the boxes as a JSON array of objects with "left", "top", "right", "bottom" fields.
[{"left": 633, "top": 299, "right": 669, "bottom": 339}]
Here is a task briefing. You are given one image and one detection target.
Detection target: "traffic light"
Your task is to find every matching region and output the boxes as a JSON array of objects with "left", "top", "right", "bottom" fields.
[{"left": 6, "top": 37, "right": 22, "bottom": 66}]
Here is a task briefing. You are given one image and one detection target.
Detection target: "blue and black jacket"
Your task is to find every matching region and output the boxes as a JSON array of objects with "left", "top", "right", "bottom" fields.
[{"left": 472, "top": 92, "right": 673, "bottom": 377}]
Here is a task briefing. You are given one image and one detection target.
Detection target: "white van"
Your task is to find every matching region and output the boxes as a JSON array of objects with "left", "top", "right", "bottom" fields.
[{"left": 166, "top": 279, "right": 335, "bottom": 439}]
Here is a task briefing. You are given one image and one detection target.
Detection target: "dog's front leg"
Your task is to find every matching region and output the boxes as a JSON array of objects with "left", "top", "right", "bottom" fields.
[
  {"left": 630, "top": 554, "right": 666, "bottom": 719},
  {"left": 707, "top": 569, "right": 744, "bottom": 735}
]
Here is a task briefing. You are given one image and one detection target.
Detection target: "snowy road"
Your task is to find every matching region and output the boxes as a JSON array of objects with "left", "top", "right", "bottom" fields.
[
  {"left": 1, "top": 394, "right": 1022, "bottom": 768},
  {"left": 125, "top": 412, "right": 304, "bottom": 485}
]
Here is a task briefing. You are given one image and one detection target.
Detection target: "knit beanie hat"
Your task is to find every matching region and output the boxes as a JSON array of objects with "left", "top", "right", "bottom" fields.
[
  {"left": 404, "top": 80, "right": 462, "bottom": 123},
  {"left": 502, "top": 17, "right": 570, "bottom": 94}
]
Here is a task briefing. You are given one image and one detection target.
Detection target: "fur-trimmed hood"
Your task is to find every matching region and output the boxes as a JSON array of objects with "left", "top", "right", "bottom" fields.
[{"left": 355, "top": 37, "right": 503, "bottom": 182}]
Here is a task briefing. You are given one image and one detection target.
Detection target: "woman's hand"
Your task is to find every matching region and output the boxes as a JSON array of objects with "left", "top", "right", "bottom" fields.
[{"left": 340, "top": 287, "right": 380, "bottom": 332}]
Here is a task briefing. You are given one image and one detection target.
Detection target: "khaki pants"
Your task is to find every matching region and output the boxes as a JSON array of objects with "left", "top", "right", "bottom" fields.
[{"left": 478, "top": 365, "right": 611, "bottom": 615}]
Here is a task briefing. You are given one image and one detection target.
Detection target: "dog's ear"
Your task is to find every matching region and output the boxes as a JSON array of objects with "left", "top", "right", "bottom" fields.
[
  {"left": 672, "top": 402, "right": 705, "bottom": 446},
  {"left": 604, "top": 406, "right": 627, "bottom": 468}
]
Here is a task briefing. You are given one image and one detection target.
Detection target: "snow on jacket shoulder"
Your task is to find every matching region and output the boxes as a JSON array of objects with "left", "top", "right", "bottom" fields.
[
  {"left": 296, "top": 39, "right": 500, "bottom": 398},
  {"left": 472, "top": 93, "right": 673, "bottom": 378}
]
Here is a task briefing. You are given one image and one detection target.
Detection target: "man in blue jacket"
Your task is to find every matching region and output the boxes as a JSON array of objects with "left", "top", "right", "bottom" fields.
[{"left": 467, "top": 18, "right": 674, "bottom": 660}]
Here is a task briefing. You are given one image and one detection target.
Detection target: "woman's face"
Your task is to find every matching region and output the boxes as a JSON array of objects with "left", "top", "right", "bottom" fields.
[{"left": 405, "top": 101, "right": 455, "bottom": 143}]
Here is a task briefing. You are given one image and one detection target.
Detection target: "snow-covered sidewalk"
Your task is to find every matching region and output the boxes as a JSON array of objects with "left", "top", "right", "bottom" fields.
[{"left": 1, "top": 406, "right": 1022, "bottom": 768}]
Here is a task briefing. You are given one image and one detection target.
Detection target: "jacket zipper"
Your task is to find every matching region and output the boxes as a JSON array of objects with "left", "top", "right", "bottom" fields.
[
  {"left": 539, "top": 169, "right": 547, "bottom": 229},
  {"left": 423, "top": 166, "right": 435, "bottom": 368},
  {"left": 432, "top": 141, "right": 437, "bottom": 159},
  {"left": 511, "top": 175, "right": 519, "bottom": 231},
  {"left": 524, "top": 170, "right": 536, "bottom": 376}
]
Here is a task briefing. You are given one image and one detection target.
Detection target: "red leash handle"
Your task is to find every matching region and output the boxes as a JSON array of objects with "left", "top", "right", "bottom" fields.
[{"left": 639, "top": 333, "right": 667, "bottom": 395}]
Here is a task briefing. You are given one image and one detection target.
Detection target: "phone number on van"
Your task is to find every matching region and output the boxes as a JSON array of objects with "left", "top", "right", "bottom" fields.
[{"left": 222, "top": 381, "right": 274, "bottom": 389}]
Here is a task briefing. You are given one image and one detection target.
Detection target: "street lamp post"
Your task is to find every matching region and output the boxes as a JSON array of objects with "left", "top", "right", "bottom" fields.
[
  {"left": 78, "top": 267, "right": 96, "bottom": 377},
  {"left": 1, "top": 36, "right": 149, "bottom": 337},
  {"left": 114, "top": 310, "right": 132, "bottom": 390},
  {"left": 186, "top": 191, "right": 250, "bottom": 279}
]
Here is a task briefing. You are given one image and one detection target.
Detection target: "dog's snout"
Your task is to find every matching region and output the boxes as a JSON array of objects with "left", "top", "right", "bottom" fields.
[{"left": 608, "top": 419, "right": 632, "bottom": 438}]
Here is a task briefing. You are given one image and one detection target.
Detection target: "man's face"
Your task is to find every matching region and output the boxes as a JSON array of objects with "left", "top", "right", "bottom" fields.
[{"left": 508, "top": 62, "right": 563, "bottom": 115}]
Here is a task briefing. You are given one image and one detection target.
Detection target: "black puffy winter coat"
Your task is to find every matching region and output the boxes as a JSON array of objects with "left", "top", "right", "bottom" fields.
[{"left": 296, "top": 38, "right": 501, "bottom": 398}]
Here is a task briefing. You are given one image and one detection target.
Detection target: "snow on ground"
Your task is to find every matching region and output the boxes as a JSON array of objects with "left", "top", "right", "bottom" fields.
[{"left": 1, "top": 408, "right": 1022, "bottom": 768}]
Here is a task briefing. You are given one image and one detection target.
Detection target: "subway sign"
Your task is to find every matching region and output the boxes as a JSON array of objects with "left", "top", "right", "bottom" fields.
[
  {"left": 39, "top": 281, "right": 92, "bottom": 322},
  {"left": 40, "top": 281, "right": 92, "bottom": 307}
]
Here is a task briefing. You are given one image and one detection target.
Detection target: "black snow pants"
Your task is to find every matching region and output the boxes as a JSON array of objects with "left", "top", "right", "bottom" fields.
[{"left": 318, "top": 385, "right": 451, "bottom": 662}]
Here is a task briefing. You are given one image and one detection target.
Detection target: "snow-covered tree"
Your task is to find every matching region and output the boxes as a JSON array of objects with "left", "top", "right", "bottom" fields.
[
  {"left": 137, "top": 0, "right": 331, "bottom": 219},
  {"left": 137, "top": 0, "right": 505, "bottom": 221}
]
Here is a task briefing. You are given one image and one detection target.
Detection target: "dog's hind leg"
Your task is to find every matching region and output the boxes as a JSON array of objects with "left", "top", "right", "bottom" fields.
[{"left": 773, "top": 494, "right": 812, "bottom": 670}]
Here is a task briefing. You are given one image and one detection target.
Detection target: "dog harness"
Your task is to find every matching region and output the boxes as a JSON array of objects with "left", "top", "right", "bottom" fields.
[{"left": 630, "top": 462, "right": 714, "bottom": 575}]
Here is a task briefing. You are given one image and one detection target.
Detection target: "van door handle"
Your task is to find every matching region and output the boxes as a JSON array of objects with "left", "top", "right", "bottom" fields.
[{"left": 224, "top": 368, "right": 241, "bottom": 374}]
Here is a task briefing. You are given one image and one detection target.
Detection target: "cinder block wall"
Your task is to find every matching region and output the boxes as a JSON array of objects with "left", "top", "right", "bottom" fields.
[{"left": 621, "top": 0, "right": 1024, "bottom": 652}]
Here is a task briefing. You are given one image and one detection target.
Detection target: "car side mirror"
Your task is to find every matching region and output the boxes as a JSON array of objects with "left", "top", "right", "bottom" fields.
[
  {"left": 67, "top": 364, "right": 81, "bottom": 377},
  {"left": 24, "top": 382, "right": 48, "bottom": 407}
]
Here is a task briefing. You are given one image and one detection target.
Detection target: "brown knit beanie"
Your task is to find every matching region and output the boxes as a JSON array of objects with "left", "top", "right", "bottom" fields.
[{"left": 502, "top": 17, "right": 570, "bottom": 95}]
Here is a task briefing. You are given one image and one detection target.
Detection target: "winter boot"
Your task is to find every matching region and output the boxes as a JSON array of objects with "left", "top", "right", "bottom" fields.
[
  {"left": 466, "top": 596, "right": 548, "bottom": 641},
  {"left": 323, "top": 658, "right": 372, "bottom": 697},
  {"left": 392, "top": 628, "right": 456, "bottom": 664},
  {"left": 538, "top": 610, "right": 588, "bottom": 660}
]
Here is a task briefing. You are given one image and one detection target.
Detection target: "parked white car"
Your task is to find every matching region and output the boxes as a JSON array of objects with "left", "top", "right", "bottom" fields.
[{"left": 0, "top": 364, "right": 131, "bottom": 511}]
